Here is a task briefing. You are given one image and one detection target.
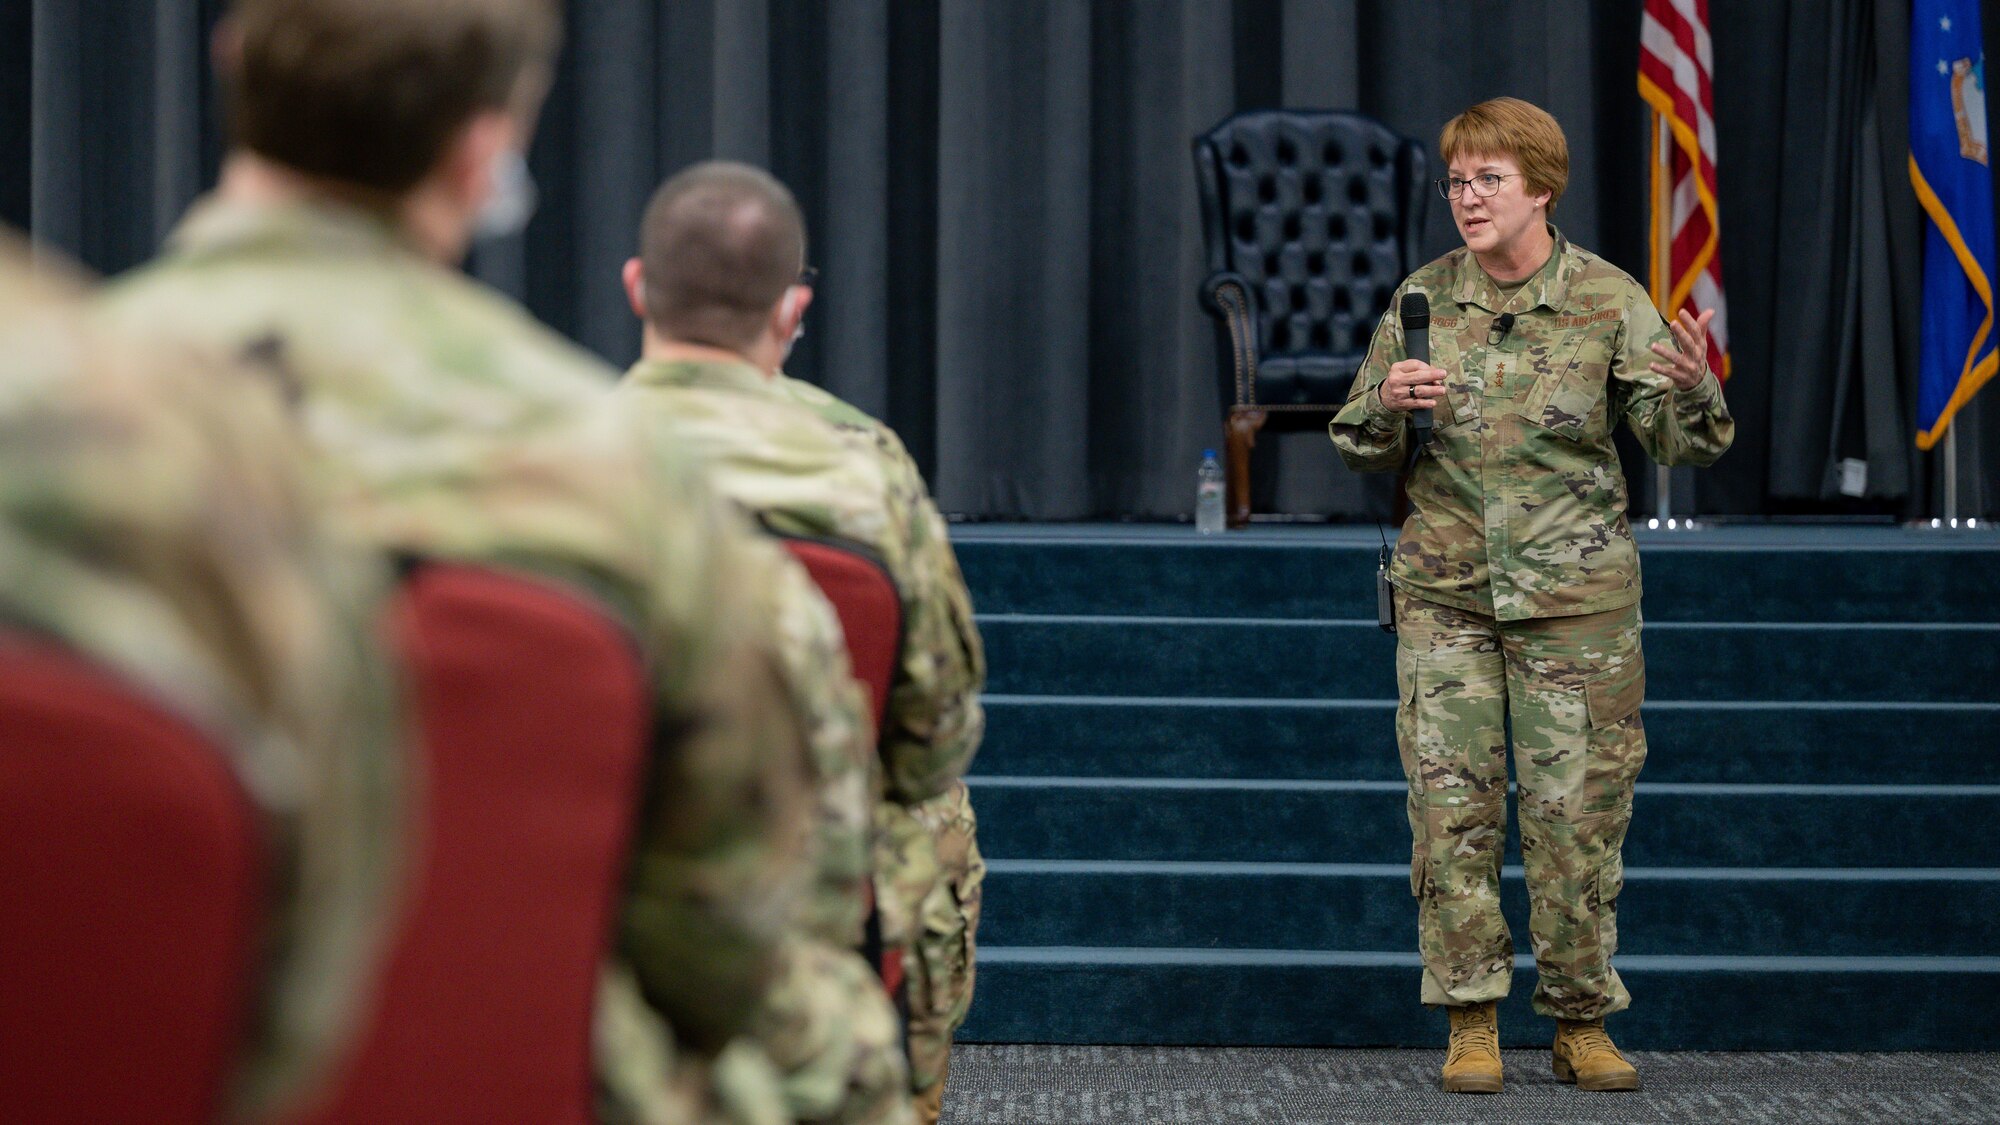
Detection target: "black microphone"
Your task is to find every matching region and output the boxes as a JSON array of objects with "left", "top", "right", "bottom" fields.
[
  {"left": 1489, "top": 312, "right": 1516, "bottom": 346},
  {"left": 1399, "top": 292, "right": 1433, "bottom": 450}
]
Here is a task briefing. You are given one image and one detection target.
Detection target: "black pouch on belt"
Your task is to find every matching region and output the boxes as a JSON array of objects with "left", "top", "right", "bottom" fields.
[{"left": 1376, "top": 544, "right": 1395, "bottom": 634}]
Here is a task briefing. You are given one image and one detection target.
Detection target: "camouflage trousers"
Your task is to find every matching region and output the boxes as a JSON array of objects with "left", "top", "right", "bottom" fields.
[
  {"left": 1393, "top": 589, "right": 1647, "bottom": 1021},
  {"left": 901, "top": 781, "right": 983, "bottom": 1122},
  {"left": 750, "top": 935, "right": 913, "bottom": 1125}
]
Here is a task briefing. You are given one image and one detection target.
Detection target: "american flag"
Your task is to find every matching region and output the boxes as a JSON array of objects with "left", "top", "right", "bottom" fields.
[{"left": 1639, "top": 0, "right": 1730, "bottom": 380}]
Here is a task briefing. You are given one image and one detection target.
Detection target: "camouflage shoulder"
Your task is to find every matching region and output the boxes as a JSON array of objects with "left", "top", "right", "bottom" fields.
[
  {"left": 1403, "top": 248, "right": 1468, "bottom": 299},
  {"left": 104, "top": 237, "right": 618, "bottom": 399},
  {"left": 419, "top": 267, "right": 623, "bottom": 388},
  {"left": 0, "top": 246, "right": 89, "bottom": 394},
  {"left": 772, "top": 375, "right": 925, "bottom": 485},
  {"left": 1561, "top": 243, "right": 1648, "bottom": 302},
  {"left": 101, "top": 250, "right": 185, "bottom": 300},
  {"left": 776, "top": 374, "right": 882, "bottom": 431},
  {"left": 94, "top": 254, "right": 214, "bottom": 342}
]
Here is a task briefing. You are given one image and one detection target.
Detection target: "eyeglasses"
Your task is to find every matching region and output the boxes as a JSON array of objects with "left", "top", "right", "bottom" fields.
[
  {"left": 796, "top": 265, "right": 820, "bottom": 288},
  {"left": 1435, "top": 173, "right": 1522, "bottom": 201}
]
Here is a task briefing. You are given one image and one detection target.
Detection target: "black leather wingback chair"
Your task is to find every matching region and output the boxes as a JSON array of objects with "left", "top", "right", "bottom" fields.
[{"left": 1194, "top": 110, "right": 1428, "bottom": 527}]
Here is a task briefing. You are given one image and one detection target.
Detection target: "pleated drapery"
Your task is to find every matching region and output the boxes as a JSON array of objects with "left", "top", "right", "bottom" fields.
[{"left": 7, "top": 0, "right": 1993, "bottom": 519}]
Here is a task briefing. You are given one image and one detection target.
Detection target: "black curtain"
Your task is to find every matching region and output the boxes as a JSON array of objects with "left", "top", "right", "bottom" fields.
[
  {"left": 6, "top": 0, "right": 1994, "bottom": 519},
  {"left": 1764, "top": 0, "right": 1918, "bottom": 507}
]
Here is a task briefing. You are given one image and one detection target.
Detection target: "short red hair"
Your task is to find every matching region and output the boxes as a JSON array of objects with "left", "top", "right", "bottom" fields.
[{"left": 1440, "top": 97, "right": 1570, "bottom": 215}]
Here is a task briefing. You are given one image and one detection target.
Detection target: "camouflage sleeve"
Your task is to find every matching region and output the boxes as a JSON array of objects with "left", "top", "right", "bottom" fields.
[
  {"left": 1328, "top": 304, "right": 1412, "bottom": 473},
  {"left": 879, "top": 432, "right": 986, "bottom": 804},
  {"left": 4, "top": 269, "right": 405, "bottom": 1122},
  {"left": 183, "top": 367, "right": 407, "bottom": 1122},
  {"left": 615, "top": 423, "right": 817, "bottom": 1055},
  {"left": 1611, "top": 290, "right": 1735, "bottom": 468}
]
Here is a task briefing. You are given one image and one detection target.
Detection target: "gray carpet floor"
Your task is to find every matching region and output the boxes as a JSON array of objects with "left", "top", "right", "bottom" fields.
[{"left": 942, "top": 1046, "right": 2000, "bottom": 1124}]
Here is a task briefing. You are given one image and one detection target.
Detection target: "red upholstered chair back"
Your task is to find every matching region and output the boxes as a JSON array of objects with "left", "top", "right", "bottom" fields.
[
  {"left": 779, "top": 538, "right": 903, "bottom": 732},
  {"left": 778, "top": 536, "right": 907, "bottom": 994},
  {"left": 290, "top": 564, "right": 651, "bottom": 1125},
  {"left": 0, "top": 634, "right": 268, "bottom": 1125}
]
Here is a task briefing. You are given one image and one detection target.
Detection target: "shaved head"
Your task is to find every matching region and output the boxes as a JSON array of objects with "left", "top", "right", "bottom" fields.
[{"left": 637, "top": 161, "right": 806, "bottom": 350}]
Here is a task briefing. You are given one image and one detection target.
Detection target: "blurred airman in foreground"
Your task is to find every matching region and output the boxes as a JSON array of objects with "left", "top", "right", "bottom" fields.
[
  {"left": 0, "top": 242, "right": 402, "bottom": 1122},
  {"left": 100, "top": 2, "right": 841, "bottom": 1119}
]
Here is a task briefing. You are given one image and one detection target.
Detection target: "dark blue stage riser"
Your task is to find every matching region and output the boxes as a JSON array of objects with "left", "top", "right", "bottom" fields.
[
  {"left": 948, "top": 528, "right": 2000, "bottom": 1051},
  {"left": 956, "top": 539, "right": 2000, "bottom": 622},
  {"left": 979, "top": 697, "right": 2000, "bottom": 783},
  {"left": 980, "top": 617, "right": 2000, "bottom": 702},
  {"left": 966, "top": 778, "right": 1998, "bottom": 868},
  {"left": 978, "top": 864, "right": 2000, "bottom": 957}
]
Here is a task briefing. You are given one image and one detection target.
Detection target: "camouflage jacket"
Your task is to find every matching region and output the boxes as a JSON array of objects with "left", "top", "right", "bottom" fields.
[
  {"left": 616, "top": 358, "right": 986, "bottom": 805},
  {"left": 99, "top": 199, "right": 818, "bottom": 1060},
  {"left": 0, "top": 249, "right": 403, "bottom": 1121},
  {"left": 1330, "top": 228, "right": 1735, "bottom": 621}
]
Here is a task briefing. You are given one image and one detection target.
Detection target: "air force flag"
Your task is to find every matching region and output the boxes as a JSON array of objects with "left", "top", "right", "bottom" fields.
[{"left": 1911, "top": 0, "right": 1998, "bottom": 448}]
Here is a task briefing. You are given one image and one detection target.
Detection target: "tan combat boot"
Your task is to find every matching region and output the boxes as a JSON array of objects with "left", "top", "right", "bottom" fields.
[
  {"left": 1552, "top": 1018, "right": 1640, "bottom": 1091},
  {"left": 1441, "top": 1001, "right": 1503, "bottom": 1093}
]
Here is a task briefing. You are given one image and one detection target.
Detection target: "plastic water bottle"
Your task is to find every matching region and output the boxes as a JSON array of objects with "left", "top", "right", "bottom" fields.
[{"left": 1196, "top": 449, "right": 1226, "bottom": 534}]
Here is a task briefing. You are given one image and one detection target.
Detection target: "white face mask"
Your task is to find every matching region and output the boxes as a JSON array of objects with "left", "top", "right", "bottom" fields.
[{"left": 473, "top": 149, "right": 538, "bottom": 241}]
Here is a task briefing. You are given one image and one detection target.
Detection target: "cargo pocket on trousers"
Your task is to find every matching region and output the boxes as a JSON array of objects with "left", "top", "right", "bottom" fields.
[
  {"left": 1409, "top": 846, "right": 1429, "bottom": 898},
  {"left": 1585, "top": 655, "right": 1645, "bottom": 729},
  {"left": 1394, "top": 642, "right": 1420, "bottom": 781},
  {"left": 1594, "top": 850, "right": 1626, "bottom": 956},
  {"left": 1395, "top": 643, "right": 1419, "bottom": 708},
  {"left": 908, "top": 897, "right": 956, "bottom": 1041},
  {"left": 914, "top": 871, "right": 979, "bottom": 1032},
  {"left": 1595, "top": 851, "right": 1624, "bottom": 907}
]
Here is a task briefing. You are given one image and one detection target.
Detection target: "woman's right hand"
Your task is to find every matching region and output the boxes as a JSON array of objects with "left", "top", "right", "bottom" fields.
[{"left": 1377, "top": 359, "right": 1447, "bottom": 413}]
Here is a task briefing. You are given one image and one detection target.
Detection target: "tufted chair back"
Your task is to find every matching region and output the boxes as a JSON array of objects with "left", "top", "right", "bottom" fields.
[{"left": 1194, "top": 109, "right": 1427, "bottom": 526}]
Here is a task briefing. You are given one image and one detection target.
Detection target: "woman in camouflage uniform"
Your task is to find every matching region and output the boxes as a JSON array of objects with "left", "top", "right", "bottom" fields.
[{"left": 1330, "top": 98, "right": 1734, "bottom": 1096}]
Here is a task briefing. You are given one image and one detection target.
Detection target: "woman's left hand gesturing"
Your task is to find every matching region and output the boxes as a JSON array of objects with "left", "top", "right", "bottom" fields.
[{"left": 1648, "top": 307, "right": 1715, "bottom": 391}]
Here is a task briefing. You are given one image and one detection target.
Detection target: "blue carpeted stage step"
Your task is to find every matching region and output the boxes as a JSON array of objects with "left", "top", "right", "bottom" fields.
[
  {"left": 959, "top": 949, "right": 2000, "bottom": 1051},
  {"left": 967, "top": 776, "right": 1999, "bottom": 868},
  {"left": 949, "top": 525, "right": 2000, "bottom": 1051},
  {"left": 955, "top": 526, "right": 2000, "bottom": 622},
  {"left": 980, "top": 616, "right": 2000, "bottom": 702},
  {"left": 977, "top": 861, "right": 2000, "bottom": 957},
  {"left": 980, "top": 696, "right": 2000, "bottom": 782}
]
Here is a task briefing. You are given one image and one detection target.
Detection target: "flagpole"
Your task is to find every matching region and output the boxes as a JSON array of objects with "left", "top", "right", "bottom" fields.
[
  {"left": 1944, "top": 425, "right": 1959, "bottom": 522},
  {"left": 1652, "top": 112, "right": 1674, "bottom": 527}
]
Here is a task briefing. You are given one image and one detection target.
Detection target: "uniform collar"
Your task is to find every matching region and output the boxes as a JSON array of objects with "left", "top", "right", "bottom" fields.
[
  {"left": 166, "top": 195, "right": 415, "bottom": 263},
  {"left": 623, "top": 355, "right": 778, "bottom": 398},
  {"left": 1451, "top": 224, "right": 1577, "bottom": 315}
]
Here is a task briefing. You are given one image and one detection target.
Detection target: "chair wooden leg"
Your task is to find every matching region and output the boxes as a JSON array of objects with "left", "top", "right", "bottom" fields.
[{"left": 1225, "top": 409, "right": 1265, "bottom": 530}]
